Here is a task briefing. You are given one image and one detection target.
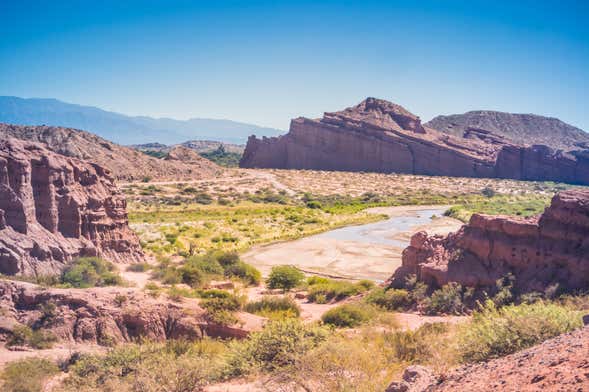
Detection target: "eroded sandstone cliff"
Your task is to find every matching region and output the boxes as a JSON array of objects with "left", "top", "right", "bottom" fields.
[
  {"left": 240, "top": 98, "right": 589, "bottom": 185},
  {"left": 0, "top": 137, "right": 144, "bottom": 276},
  {"left": 390, "top": 189, "right": 589, "bottom": 293}
]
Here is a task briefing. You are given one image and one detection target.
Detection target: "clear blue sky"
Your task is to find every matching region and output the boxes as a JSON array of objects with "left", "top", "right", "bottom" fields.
[{"left": 1, "top": 0, "right": 587, "bottom": 130}]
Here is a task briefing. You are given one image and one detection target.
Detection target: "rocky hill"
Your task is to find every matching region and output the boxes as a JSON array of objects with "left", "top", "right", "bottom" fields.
[
  {"left": 240, "top": 98, "right": 589, "bottom": 185},
  {"left": 390, "top": 188, "right": 589, "bottom": 294},
  {"left": 426, "top": 110, "right": 589, "bottom": 151},
  {"left": 0, "top": 137, "right": 144, "bottom": 276},
  {"left": 0, "top": 123, "right": 221, "bottom": 181}
]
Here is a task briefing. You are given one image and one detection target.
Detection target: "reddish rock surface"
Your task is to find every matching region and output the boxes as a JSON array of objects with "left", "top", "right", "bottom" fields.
[
  {"left": 0, "top": 280, "right": 262, "bottom": 345},
  {"left": 240, "top": 98, "right": 589, "bottom": 185},
  {"left": 0, "top": 137, "right": 144, "bottom": 276},
  {"left": 388, "top": 326, "right": 589, "bottom": 391},
  {"left": 391, "top": 189, "right": 589, "bottom": 293}
]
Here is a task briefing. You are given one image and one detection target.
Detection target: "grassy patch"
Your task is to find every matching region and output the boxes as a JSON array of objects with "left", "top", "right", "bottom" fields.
[
  {"left": 1, "top": 358, "right": 59, "bottom": 392},
  {"left": 245, "top": 296, "right": 301, "bottom": 319},
  {"left": 444, "top": 194, "right": 551, "bottom": 222},
  {"left": 457, "top": 301, "right": 583, "bottom": 362},
  {"left": 321, "top": 303, "right": 373, "bottom": 327},
  {"left": 61, "top": 257, "right": 124, "bottom": 288}
]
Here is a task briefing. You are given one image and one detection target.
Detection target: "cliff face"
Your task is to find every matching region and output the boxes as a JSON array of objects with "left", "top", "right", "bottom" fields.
[
  {"left": 0, "top": 137, "right": 144, "bottom": 276},
  {"left": 391, "top": 189, "right": 589, "bottom": 293},
  {"left": 240, "top": 98, "right": 589, "bottom": 185}
]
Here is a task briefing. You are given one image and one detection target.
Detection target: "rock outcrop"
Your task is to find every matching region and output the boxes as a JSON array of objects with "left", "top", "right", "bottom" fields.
[
  {"left": 0, "top": 137, "right": 144, "bottom": 276},
  {"left": 240, "top": 98, "right": 589, "bottom": 185},
  {"left": 0, "top": 280, "right": 262, "bottom": 345},
  {"left": 0, "top": 123, "right": 222, "bottom": 181},
  {"left": 390, "top": 189, "right": 589, "bottom": 293},
  {"left": 426, "top": 110, "right": 589, "bottom": 152},
  {"left": 387, "top": 326, "right": 589, "bottom": 392}
]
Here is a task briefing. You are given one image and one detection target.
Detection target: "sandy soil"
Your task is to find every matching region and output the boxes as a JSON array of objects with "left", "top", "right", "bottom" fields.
[
  {"left": 0, "top": 344, "right": 104, "bottom": 368},
  {"left": 242, "top": 205, "right": 463, "bottom": 281}
]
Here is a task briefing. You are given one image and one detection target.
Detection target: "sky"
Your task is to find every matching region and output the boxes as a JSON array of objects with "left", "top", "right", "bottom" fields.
[{"left": 0, "top": 0, "right": 588, "bottom": 131}]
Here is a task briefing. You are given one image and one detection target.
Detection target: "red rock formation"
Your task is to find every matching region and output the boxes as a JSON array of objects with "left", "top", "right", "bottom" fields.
[
  {"left": 240, "top": 98, "right": 589, "bottom": 185},
  {"left": 391, "top": 189, "right": 589, "bottom": 293},
  {"left": 0, "top": 137, "right": 144, "bottom": 276}
]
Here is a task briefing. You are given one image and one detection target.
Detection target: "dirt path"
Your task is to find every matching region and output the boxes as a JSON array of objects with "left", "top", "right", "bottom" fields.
[{"left": 242, "top": 205, "right": 463, "bottom": 281}]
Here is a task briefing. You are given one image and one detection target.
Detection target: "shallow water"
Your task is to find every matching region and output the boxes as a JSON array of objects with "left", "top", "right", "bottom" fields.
[{"left": 314, "top": 208, "right": 446, "bottom": 248}]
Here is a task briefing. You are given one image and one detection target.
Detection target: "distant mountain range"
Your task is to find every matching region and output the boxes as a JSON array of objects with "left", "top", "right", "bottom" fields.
[{"left": 0, "top": 96, "right": 282, "bottom": 145}]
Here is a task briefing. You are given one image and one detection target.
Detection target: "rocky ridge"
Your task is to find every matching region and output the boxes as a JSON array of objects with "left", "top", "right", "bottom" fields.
[
  {"left": 426, "top": 110, "right": 589, "bottom": 152},
  {"left": 0, "top": 137, "right": 144, "bottom": 276},
  {"left": 240, "top": 98, "right": 589, "bottom": 185},
  {"left": 390, "top": 189, "right": 589, "bottom": 293},
  {"left": 0, "top": 123, "right": 221, "bottom": 181}
]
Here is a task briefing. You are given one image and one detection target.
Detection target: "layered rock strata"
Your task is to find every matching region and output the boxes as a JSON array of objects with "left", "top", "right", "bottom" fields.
[
  {"left": 0, "top": 137, "right": 144, "bottom": 276},
  {"left": 240, "top": 98, "right": 589, "bottom": 185},
  {"left": 390, "top": 189, "right": 589, "bottom": 293}
]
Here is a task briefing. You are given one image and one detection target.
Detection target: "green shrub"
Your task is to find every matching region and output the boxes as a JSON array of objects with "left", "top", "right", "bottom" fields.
[
  {"left": 306, "top": 276, "right": 329, "bottom": 286},
  {"left": 7, "top": 325, "right": 57, "bottom": 349},
  {"left": 201, "top": 292, "right": 245, "bottom": 325},
  {"left": 245, "top": 296, "right": 301, "bottom": 318},
  {"left": 224, "top": 261, "right": 261, "bottom": 286},
  {"left": 321, "top": 303, "right": 372, "bottom": 328},
  {"left": 227, "top": 319, "right": 328, "bottom": 374},
  {"left": 61, "top": 257, "right": 123, "bottom": 288},
  {"left": 64, "top": 340, "right": 228, "bottom": 391},
  {"left": 184, "top": 254, "right": 224, "bottom": 275},
  {"left": 423, "top": 283, "right": 465, "bottom": 315},
  {"left": 457, "top": 301, "right": 583, "bottom": 363},
  {"left": 365, "top": 288, "right": 412, "bottom": 311},
  {"left": 179, "top": 264, "right": 205, "bottom": 287},
  {"left": 307, "top": 279, "right": 370, "bottom": 303},
  {"left": 267, "top": 265, "right": 305, "bottom": 292},
  {"left": 1, "top": 357, "right": 59, "bottom": 392}
]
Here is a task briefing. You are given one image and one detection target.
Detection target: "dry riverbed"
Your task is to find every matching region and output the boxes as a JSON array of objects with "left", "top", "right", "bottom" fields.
[{"left": 242, "top": 205, "right": 463, "bottom": 281}]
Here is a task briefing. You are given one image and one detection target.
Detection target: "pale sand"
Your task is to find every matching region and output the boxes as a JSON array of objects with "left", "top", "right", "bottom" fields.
[{"left": 242, "top": 205, "right": 463, "bottom": 281}]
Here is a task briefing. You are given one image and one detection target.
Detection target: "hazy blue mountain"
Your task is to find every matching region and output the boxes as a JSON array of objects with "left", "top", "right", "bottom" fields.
[{"left": 0, "top": 96, "right": 282, "bottom": 145}]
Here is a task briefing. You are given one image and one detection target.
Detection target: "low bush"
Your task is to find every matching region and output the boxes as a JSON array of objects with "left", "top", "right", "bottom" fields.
[
  {"left": 7, "top": 325, "right": 57, "bottom": 349},
  {"left": 61, "top": 257, "right": 123, "bottom": 288},
  {"left": 224, "top": 261, "right": 261, "bottom": 286},
  {"left": 457, "top": 301, "right": 583, "bottom": 363},
  {"left": 387, "top": 322, "right": 450, "bottom": 363},
  {"left": 201, "top": 291, "right": 245, "bottom": 325},
  {"left": 321, "top": 303, "right": 372, "bottom": 328},
  {"left": 307, "top": 279, "right": 370, "bottom": 303},
  {"left": 267, "top": 265, "right": 305, "bottom": 292},
  {"left": 63, "top": 339, "right": 228, "bottom": 391},
  {"left": 245, "top": 296, "right": 301, "bottom": 319},
  {"left": 1, "top": 357, "right": 59, "bottom": 392},
  {"left": 365, "top": 287, "right": 412, "bottom": 311},
  {"left": 423, "top": 283, "right": 465, "bottom": 315},
  {"left": 226, "top": 319, "right": 329, "bottom": 374}
]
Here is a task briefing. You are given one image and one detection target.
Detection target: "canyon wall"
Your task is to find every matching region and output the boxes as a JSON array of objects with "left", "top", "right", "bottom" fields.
[
  {"left": 240, "top": 98, "right": 589, "bottom": 185},
  {"left": 390, "top": 189, "right": 589, "bottom": 293},
  {"left": 0, "top": 137, "right": 144, "bottom": 276}
]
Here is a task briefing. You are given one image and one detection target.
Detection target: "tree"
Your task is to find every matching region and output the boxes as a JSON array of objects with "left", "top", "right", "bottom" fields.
[{"left": 266, "top": 265, "right": 304, "bottom": 292}]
